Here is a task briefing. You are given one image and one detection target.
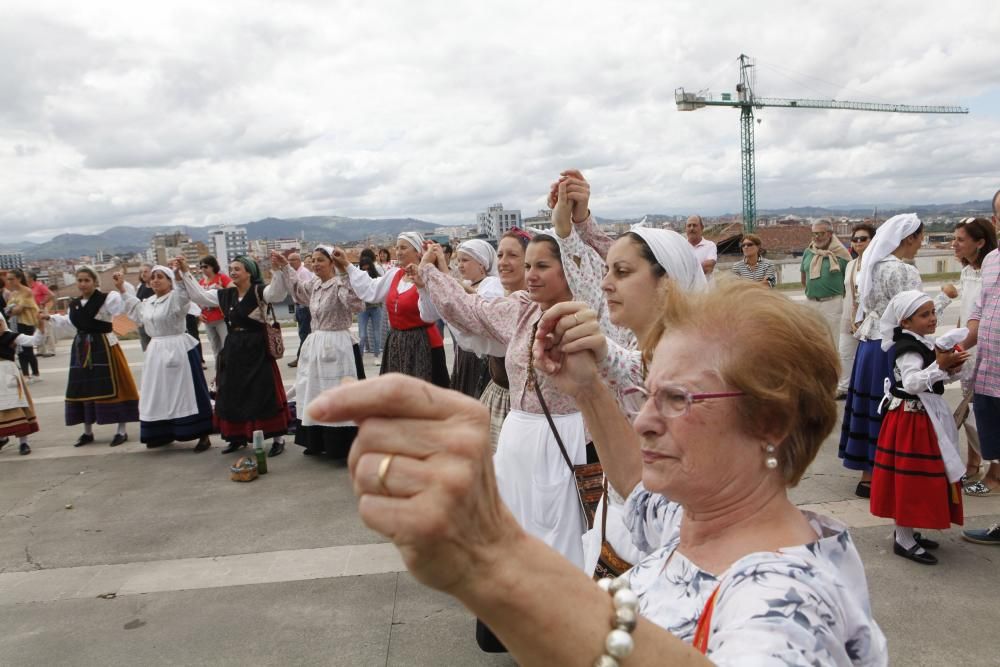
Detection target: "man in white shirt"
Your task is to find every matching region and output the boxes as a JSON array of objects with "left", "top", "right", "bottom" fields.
[
  {"left": 686, "top": 215, "right": 718, "bottom": 276},
  {"left": 288, "top": 252, "right": 314, "bottom": 368}
]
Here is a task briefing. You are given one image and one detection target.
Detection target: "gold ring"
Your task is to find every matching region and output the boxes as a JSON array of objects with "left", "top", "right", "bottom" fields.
[{"left": 377, "top": 454, "right": 396, "bottom": 494}]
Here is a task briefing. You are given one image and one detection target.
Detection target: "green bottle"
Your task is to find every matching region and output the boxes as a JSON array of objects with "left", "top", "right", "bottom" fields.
[{"left": 253, "top": 430, "right": 268, "bottom": 475}]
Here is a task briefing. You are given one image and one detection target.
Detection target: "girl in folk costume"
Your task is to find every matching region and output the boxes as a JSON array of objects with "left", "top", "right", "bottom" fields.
[
  {"left": 838, "top": 214, "right": 952, "bottom": 498},
  {"left": 116, "top": 266, "right": 214, "bottom": 452},
  {"left": 338, "top": 233, "right": 449, "bottom": 387},
  {"left": 0, "top": 317, "right": 45, "bottom": 455},
  {"left": 268, "top": 246, "right": 365, "bottom": 459},
  {"left": 419, "top": 239, "right": 505, "bottom": 398},
  {"left": 178, "top": 255, "right": 291, "bottom": 456},
  {"left": 871, "top": 291, "right": 969, "bottom": 565},
  {"left": 409, "top": 182, "right": 615, "bottom": 572},
  {"left": 44, "top": 267, "right": 140, "bottom": 447}
]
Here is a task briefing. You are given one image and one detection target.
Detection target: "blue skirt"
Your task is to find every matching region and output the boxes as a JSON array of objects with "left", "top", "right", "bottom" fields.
[
  {"left": 838, "top": 339, "right": 892, "bottom": 472},
  {"left": 140, "top": 348, "right": 214, "bottom": 446}
]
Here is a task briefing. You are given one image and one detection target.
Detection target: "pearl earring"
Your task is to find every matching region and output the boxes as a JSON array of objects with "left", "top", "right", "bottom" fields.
[{"left": 765, "top": 444, "right": 778, "bottom": 470}]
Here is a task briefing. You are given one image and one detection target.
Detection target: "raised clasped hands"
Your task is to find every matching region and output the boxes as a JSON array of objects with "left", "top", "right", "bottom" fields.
[
  {"left": 269, "top": 250, "right": 288, "bottom": 269},
  {"left": 404, "top": 263, "right": 426, "bottom": 289},
  {"left": 330, "top": 247, "right": 351, "bottom": 273},
  {"left": 547, "top": 169, "right": 591, "bottom": 223},
  {"left": 532, "top": 302, "right": 607, "bottom": 397}
]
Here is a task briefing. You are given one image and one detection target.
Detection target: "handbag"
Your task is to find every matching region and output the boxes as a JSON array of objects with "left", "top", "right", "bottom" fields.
[
  {"left": 591, "top": 480, "right": 635, "bottom": 580},
  {"left": 256, "top": 286, "right": 285, "bottom": 359}
]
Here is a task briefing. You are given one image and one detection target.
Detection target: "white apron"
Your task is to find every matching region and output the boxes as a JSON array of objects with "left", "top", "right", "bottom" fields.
[
  {"left": 494, "top": 409, "right": 588, "bottom": 570},
  {"left": 297, "top": 330, "right": 358, "bottom": 428},
  {"left": 0, "top": 360, "right": 30, "bottom": 411},
  {"left": 139, "top": 333, "right": 200, "bottom": 422}
]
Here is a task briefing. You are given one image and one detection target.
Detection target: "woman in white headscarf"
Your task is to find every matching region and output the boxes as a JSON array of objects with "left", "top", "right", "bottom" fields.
[
  {"left": 838, "top": 214, "right": 952, "bottom": 498},
  {"left": 119, "top": 264, "right": 214, "bottom": 451},
  {"left": 268, "top": 246, "right": 365, "bottom": 458},
  {"left": 420, "top": 239, "right": 504, "bottom": 398},
  {"left": 335, "top": 232, "right": 450, "bottom": 387}
]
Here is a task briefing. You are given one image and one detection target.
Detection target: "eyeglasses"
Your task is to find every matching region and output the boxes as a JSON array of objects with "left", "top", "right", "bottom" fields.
[
  {"left": 850, "top": 236, "right": 870, "bottom": 243},
  {"left": 621, "top": 383, "right": 744, "bottom": 420},
  {"left": 740, "top": 242, "right": 756, "bottom": 248},
  {"left": 811, "top": 231, "right": 830, "bottom": 237}
]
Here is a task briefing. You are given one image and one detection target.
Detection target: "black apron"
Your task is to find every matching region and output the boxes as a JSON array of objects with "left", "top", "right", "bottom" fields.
[
  {"left": 215, "top": 287, "right": 279, "bottom": 422},
  {"left": 66, "top": 292, "right": 117, "bottom": 401}
]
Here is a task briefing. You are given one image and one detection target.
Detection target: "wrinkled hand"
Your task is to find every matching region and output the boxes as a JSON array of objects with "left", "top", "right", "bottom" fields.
[
  {"left": 307, "top": 374, "right": 521, "bottom": 594},
  {"left": 404, "top": 264, "right": 426, "bottom": 288},
  {"left": 941, "top": 283, "right": 959, "bottom": 299},
  {"left": 532, "top": 302, "right": 606, "bottom": 397}
]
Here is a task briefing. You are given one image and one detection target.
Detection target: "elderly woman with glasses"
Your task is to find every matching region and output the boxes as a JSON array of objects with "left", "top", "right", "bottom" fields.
[
  {"left": 731, "top": 234, "right": 777, "bottom": 288},
  {"left": 309, "top": 279, "right": 886, "bottom": 665},
  {"left": 835, "top": 224, "right": 875, "bottom": 398}
]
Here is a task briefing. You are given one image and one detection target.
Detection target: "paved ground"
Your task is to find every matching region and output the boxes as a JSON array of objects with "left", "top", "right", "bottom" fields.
[{"left": 2, "top": 305, "right": 998, "bottom": 666}]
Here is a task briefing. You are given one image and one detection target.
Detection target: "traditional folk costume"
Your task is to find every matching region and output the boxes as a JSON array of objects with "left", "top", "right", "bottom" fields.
[
  {"left": 269, "top": 248, "right": 366, "bottom": 458},
  {"left": 346, "top": 233, "right": 449, "bottom": 388},
  {"left": 871, "top": 292, "right": 966, "bottom": 562},
  {"left": 122, "top": 267, "right": 213, "bottom": 450},
  {"left": 48, "top": 286, "right": 139, "bottom": 445},
  {"left": 181, "top": 261, "right": 290, "bottom": 452},
  {"left": 0, "top": 327, "right": 45, "bottom": 454},
  {"left": 839, "top": 215, "right": 951, "bottom": 476}
]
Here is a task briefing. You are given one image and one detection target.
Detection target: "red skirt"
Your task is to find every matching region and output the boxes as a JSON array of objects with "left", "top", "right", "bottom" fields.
[
  {"left": 871, "top": 407, "right": 963, "bottom": 529},
  {"left": 214, "top": 359, "right": 290, "bottom": 442}
]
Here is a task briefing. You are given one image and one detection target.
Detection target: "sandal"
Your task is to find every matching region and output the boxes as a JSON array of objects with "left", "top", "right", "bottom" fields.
[
  {"left": 964, "top": 481, "right": 994, "bottom": 497},
  {"left": 964, "top": 464, "right": 984, "bottom": 485}
]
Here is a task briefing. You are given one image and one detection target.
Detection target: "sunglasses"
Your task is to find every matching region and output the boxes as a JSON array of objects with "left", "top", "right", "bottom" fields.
[
  {"left": 851, "top": 236, "right": 870, "bottom": 243},
  {"left": 621, "top": 383, "right": 744, "bottom": 420}
]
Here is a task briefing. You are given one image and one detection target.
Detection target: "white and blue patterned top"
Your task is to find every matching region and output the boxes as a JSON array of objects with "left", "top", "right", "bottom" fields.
[{"left": 624, "top": 484, "right": 888, "bottom": 665}]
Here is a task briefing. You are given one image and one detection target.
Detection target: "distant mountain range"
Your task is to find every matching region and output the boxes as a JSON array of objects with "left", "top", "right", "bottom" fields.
[
  {"left": 7, "top": 216, "right": 440, "bottom": 260},
  {"left": 5, "top": 200, "right": 993, "bottom": 260}
]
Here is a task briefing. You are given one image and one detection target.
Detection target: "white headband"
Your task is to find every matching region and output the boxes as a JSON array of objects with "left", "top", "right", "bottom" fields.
[
  {"left": 457, "top": 240, "right": 498, "bottom": 276},
  {"left": 398, "top": 232, "right": 425, "bottom": 254},
  {"left": 629, "top": 224, "right": 707, "bottom": 293}
]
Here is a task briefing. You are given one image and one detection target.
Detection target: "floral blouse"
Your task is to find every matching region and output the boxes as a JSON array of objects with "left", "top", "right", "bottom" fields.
[
  {"left": 269, "top": 266, "right": 363, "bottom": 332},
  {"left": 418, "top": 265, "right": 578, "bottom": 415},
  {"left": 624, "top": 484, "right": 888, "bottom": 665},
  {"left": 855, "top": 256, "right": 950, "bottom": 341}
]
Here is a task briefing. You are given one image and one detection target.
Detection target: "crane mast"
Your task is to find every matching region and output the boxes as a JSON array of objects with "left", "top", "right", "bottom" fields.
[{"left": 676, "top": 54, "right": 969, "bottom": 232}]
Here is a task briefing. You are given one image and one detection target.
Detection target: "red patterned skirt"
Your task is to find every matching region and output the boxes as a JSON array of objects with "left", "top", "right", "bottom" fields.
[{"left": 871, "top": 406, "right": 963, "bottom": 529}]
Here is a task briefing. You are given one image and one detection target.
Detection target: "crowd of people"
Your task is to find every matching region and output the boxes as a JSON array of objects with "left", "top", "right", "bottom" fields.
[{"left": 3, "top": 174, "right": 1000, "bottom": 664}]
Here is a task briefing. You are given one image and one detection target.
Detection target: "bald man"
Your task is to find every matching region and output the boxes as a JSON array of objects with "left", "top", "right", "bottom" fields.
[{"left": 685, "top": 215, "right": 717, "bottom": 276}]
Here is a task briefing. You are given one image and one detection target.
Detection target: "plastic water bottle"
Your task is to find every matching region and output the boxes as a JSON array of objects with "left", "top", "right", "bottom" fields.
[{"left": 253, "top": 430, "right": 268, "bottom": 474}]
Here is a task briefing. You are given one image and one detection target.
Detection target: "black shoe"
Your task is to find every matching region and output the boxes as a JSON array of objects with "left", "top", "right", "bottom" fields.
[
  {"left": 110, "top": 433, "right": 128, "bottom": 447},
  {"left": 193, "top": 437, "right": 211, "bottom": 453},
  {"left": 854, "top": 481, "right": 871, "bottom": 499},
  {"left": 287, "top": 360, "right": 298, "bottom": 368},
  {"left": 74, "top": 433, "right": 95, "bottom": 448},
  {"left": 0, "top": 437, "right": 8, "bottom": 450},
  {"left": 913, "top": 532, "right": 940, "bottom": 550},
  {"left": 268, "top": 440, "right": 285, "bottom": 457},
  {"left": 221, "top": 442, "right": 247, "bottom": 454},
  {"left": 303, "top": 448, "right": 322, "bottom": 456},
  {"left": 893, "top": 541, "right": 938, "bottom": 565},
  {"left": 20, "top": 442, "right": 30, "bottom": 455}
]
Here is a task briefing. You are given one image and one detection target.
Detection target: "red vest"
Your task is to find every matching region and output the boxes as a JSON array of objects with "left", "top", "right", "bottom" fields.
[{"left": 386, "top": 270, "right": 443, "bottom": 348}]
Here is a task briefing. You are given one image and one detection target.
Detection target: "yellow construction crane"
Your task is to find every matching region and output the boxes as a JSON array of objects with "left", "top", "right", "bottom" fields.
[{"left": 675, "top": 54, "right": 969, "bottom": 231}]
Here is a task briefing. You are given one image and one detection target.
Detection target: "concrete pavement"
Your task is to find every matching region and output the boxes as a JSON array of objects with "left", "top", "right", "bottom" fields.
[{"left": 1, "top": 320, "right": 998, "bottom": 666}]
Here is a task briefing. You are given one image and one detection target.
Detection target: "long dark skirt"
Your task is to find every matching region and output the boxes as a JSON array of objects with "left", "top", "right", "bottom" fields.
[
  {"left": 65, "top": 340, "right": 139, "bottom": 426},
  {"left": 451, "top": 346, "right": 489, "bottom": 398},
  {"left": 214, "top": 329, "right": 290, "bottom": 443},
  {"left": 140, "top": 348, "right": 214, "bottom": 447},
  {"left": 380, "top": 328, "right": 450, "bottom": 388},
  {"left": 295, "top": 344, "right": 366, "bottom": 458},
  {"left": 838, "top": 339, "right": 892, "bottom": 472}
]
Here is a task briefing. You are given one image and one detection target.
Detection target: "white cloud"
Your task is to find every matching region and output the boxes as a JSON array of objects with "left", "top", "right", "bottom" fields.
[{"left": 2, "top": 0, "right": 999, "bottom": 242}]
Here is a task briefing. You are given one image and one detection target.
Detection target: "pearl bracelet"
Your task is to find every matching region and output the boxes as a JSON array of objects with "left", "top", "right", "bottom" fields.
[{"left": 594, "top": 576, "right": 638, "bottom": 667}]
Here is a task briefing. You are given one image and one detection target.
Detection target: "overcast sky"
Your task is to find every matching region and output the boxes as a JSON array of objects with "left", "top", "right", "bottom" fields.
[{"left": 3, "top": 0, "right": 1000, "bottom": 243}]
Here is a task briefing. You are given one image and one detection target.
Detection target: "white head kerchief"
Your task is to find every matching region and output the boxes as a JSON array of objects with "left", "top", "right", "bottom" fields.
[
  {"left": 151, "top": 264, "right": 176, "bottom": 290},
  {"left": 857, "top": 213, "right": 921, "bottom": 322},
  {"left": 315, "top": 244, "right": 335, "bottom": 258},
  {"left": 457, "top": 240, "right": 499, "bottom": 277},
  {"left": 629, "top": 223, "right": 707, "bottom": 292},
  {"left": 879, "top": 290, "right": 932, "bottom": 351},
  {"left": 398, "top": 232, "right": 425, "bottom": 254}
]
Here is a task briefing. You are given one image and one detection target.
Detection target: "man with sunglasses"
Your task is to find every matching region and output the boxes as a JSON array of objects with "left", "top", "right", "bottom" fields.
[{"left": 800, "top": 220, "right": 851, "bottom": 343}]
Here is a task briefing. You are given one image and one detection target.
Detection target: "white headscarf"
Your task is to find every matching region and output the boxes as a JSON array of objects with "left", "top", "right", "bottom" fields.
[
  {"left": 151, "top": 264, "right": 177, "bottom": 290},
  {"left": 879, "top": 290, "right": 932, "bottom": 351},
  {"left": 398, "top": 232, "right": 425, "bottom": 254},
  {"left": 314, "top": 244, "right": 335, "bottom": 258},
  {"left": 857, "top": 213, "right": 921, "bottom": 322},
  {"left": 629, "top": 224, "right": 707, "bottom": 292},
  {"left": 457, "top": 240, "right": 499, "bottom": 277}
]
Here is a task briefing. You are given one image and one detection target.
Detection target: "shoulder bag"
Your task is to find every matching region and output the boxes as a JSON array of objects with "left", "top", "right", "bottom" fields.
[{"left": 256, "top": 286, "right": 285, "bottom": 359}]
